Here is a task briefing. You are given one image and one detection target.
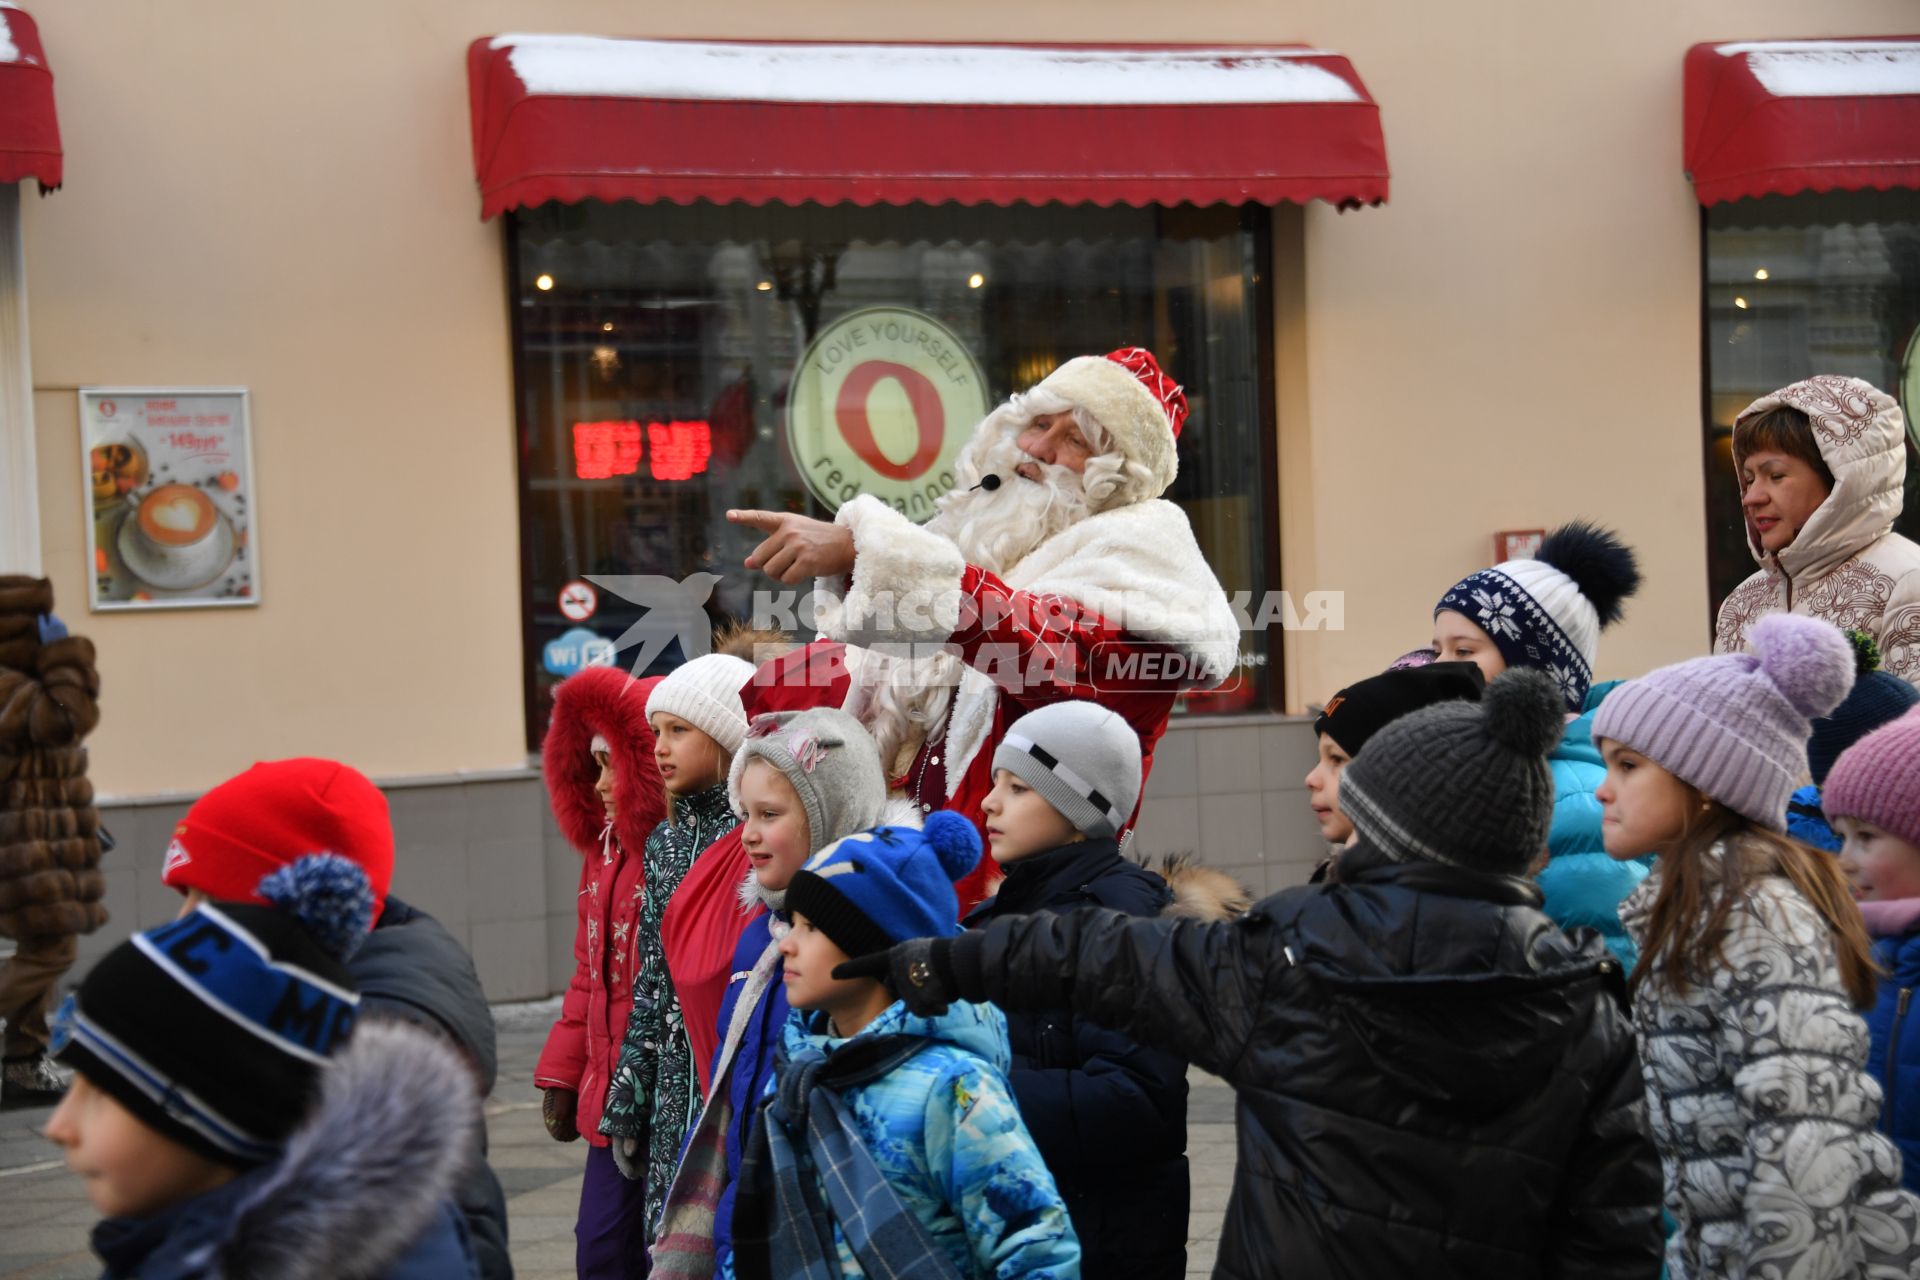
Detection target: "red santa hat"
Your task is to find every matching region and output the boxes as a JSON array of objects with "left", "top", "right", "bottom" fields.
[{"left": 1031, "top": 346, "right": 1187, "bottom": 501}]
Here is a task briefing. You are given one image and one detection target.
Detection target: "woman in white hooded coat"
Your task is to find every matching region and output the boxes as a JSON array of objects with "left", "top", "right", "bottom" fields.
[{"left": 1715, "top": 374, "right": 1920, "bottom": 684}]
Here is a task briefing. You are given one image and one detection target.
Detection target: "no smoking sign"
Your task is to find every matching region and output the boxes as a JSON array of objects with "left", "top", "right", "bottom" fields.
[{"left": 558, "top": 580, "right": 598, "bottom": 622}]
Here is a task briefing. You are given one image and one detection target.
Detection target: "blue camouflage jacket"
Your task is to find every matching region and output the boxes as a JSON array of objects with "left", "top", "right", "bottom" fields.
[{"left": 773, "top": 998, "right": 1080, "bottom": 1280}]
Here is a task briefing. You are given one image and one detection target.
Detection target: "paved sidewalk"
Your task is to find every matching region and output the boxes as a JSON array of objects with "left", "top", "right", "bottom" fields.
[{"left": 0, "top": 998, "right": 1234, "bottom": 1278}]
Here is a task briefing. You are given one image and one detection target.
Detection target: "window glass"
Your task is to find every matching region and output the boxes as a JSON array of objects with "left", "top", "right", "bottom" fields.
[
  {"left": 509, "top": 201, "right": 1275, "bottom": 747},
  {"left": 1703, "top": 190, "right": 1920, "bottom": 612}
]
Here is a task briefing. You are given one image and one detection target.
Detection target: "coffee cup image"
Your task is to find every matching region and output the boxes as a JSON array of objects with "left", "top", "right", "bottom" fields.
[{"left": 116, "top": 483, "right": 236, "bottom": 591}]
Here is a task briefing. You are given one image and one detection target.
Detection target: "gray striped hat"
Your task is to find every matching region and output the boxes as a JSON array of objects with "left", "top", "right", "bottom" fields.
[{"left": 993, "top": 701, "right": 1142, "bottom": 839}]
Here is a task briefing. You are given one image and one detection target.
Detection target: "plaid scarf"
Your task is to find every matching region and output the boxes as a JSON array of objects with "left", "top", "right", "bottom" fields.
[
  {"left": 650, "top": 940, "right": 784, "bottom": 1278},
  {"left": 731, "top": 1032, "right": 963, "bottom": 1280}
]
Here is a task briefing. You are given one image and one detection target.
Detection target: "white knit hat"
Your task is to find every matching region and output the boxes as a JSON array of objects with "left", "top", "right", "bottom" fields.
[
  {"left": 1031, "top": 347, "right": 1187, "bottom": 502},
  {"left": 644, "top": 653, "right": 755, "bottom": 754}
]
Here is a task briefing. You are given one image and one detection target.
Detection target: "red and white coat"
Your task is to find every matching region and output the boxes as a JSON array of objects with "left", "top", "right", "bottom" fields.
[
  {"left": 817, "top": 493, "right": 1242, "bottom": 909},
  {"left": 534, "top": 666, "right": 668, "bottom": 1146}
]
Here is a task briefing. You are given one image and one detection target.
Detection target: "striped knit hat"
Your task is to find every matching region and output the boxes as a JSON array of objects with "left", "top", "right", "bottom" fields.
[
  {"left": 1591, "top": 614, "right": 1855, "bottom": 830},
  {"left": 992, "top": 701, "right": 1142, "bottom": 839},
  {"left": 51, "top": 856, "right": 371, "bottom": 1167}
]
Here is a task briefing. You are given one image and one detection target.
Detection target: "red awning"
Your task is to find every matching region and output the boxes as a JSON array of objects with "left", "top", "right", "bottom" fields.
[
  {"left": 0, "top": 6, "right": 58, "bottom": 190},
  {"left": 466, "top": 37, "right": 1388, "bottom": 217},
  {"left": 1685, "top": 37, "right": 1920, "bottom": 205}
]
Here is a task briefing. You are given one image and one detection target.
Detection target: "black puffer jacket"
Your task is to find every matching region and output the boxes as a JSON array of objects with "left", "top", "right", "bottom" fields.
[
  {"left": 965, "top": 838, "right": 1189, "bottom": 1280},
  {"left": 948, "top": 841, "right": 1663, "bottom": 1280},
  {"left": 353, "top": 895, "right": 512, "bottom": 1280}
]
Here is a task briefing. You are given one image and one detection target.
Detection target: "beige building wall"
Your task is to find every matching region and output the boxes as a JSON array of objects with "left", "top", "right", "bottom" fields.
[{"left": 23, "top": 0, "right": 1916, "bottom": 800}]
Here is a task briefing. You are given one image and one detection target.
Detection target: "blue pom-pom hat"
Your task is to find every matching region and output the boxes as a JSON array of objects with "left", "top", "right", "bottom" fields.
[{"left": 782, "top": 811, "right": 984, "bottom": 961}]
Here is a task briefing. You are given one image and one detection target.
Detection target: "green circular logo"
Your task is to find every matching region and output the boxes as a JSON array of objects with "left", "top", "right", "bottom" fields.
[{"left": 787, "top": 307, "right": 989, "bottom": 521}]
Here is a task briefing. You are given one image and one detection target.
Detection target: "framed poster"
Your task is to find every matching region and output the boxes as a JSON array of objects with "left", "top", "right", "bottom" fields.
[{"left": 81, "top": 388, "right": 259, "bottom": 611}]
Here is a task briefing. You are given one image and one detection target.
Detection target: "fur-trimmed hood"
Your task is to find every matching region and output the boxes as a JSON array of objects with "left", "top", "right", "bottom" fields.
[
  {"left": 93, "top": 1020, "right": 479, "bottom": 1280},
  {"left": 542, "top": 666, "right": 668, "bottom": 858}
]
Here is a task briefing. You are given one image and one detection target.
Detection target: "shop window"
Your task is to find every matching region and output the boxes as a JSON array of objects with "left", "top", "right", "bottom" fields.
[
  {"left": 1702, "top": 190, "right": 1920, "bottom": 619},
  {"left": 508, "top": 201, "right": 1278, "bottom": 749}
]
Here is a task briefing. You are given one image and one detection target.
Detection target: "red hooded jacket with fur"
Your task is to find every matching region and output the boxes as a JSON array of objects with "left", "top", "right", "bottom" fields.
[{"left": 534, "top": 666, "right": 667, "bottom": 1144}]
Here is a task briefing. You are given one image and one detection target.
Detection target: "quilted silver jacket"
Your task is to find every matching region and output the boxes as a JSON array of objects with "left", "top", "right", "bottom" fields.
[{"left": 1622, "top": 842, "right": 1920, "bottom": 1278}]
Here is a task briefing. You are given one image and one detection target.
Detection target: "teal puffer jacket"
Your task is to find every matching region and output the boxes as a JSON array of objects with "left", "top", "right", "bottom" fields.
[{"left": 1539, "top": 681, "right": 1653, "bottom": 971}]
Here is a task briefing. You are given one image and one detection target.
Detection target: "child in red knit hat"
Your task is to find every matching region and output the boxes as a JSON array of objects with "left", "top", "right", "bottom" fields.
[{"left": 159, "top": 756, "right": 511, "bottom": 1279}]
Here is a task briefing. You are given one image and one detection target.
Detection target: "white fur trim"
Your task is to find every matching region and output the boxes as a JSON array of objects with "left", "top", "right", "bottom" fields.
[
  {"left": 1035, "top": 356, "right": 1177, "bottom": 499},
  {"left": 814, "top": 495, "right": 966, "bottom": 647},
  {"left": 939, "top": 498, "right": 1240, "bottom": 791}
]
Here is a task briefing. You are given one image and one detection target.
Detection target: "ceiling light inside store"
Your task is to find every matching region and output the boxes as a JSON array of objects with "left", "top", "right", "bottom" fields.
[
  {"left": 756, "top": 280, "right": 773, "bottom": 292},
  {"left": 535, "top": 274, "right": 554, "bottom": 291},
  {"left": 968, "top": 273, "right": 985, "bottom": 289},
  {"left": 1753, "top": 268, "right": 1769, "bottom": 280},
  {"left": 1734, "top": 296, "right": 1749, "bottom": 309},
  {"left": 602, "top": 322, "right": 614, "bottom": 332}
]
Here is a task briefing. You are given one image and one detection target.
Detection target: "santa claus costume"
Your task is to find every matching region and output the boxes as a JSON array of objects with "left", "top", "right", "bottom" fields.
[{"left": 813, "top": 348, "right": 1241, "bottom": 908}]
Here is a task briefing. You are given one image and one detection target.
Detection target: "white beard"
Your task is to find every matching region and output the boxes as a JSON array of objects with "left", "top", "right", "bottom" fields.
[
  {"left": 850, "top": 401, "right": 1094, "bottom": 782},
  {"left": 925, "top": 414, "right": 1092, "bottom": 576}
]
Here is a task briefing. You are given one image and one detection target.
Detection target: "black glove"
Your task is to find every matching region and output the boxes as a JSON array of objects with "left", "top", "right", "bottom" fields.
[
  {"left": 833, "top": 937, "right": 960, "bottom": 1016},
  {"left": 542, "top": 1087, "right": 579, "bottom": 1143}
]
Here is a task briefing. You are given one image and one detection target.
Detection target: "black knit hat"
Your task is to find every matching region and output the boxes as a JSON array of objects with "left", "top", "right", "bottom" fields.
[
  {"left": 51, "top": 856, "right": 372, "bottom": 1167},
  {"left": 1314, "top": 662, "right": 1487, "bottom": 757},
  {"left": 1807, "top": 632, "right": 1920, "bottom": 785}
]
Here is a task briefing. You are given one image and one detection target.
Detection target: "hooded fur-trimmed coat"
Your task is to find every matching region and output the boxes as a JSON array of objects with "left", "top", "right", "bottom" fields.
[
  {"left": 815, "top": 493, "right": 1241, "bottom": 910},
  {"left": 535, "top": 665, "right": 668, "bottom": 1146},
  {"left": 0, "top": 576, "right": 105, "bottom": 940},
  {"left": 1714, "top": 376, "right": 1920, "bottom": 685},
  {"left": 86, "top": 1020, "right": 479, "bottom": 1279}
]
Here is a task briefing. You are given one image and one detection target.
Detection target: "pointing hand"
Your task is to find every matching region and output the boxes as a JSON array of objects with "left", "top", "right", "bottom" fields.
[{"left": 727, "top": 509, "right": 856, "bottom": 584}]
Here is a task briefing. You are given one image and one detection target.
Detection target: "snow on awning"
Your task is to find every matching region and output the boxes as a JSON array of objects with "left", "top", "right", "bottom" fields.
[
  {"left": 1685, "top": 38, "right": 1920, "bottom": 205},
  {"left": 465, "top": 37, "right": 1389, "bottom": 217},
  {"left": 0, "top": 5, "right": 59, "bottom": 190}
]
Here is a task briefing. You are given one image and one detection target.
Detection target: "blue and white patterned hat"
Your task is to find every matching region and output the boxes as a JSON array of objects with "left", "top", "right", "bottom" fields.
[{"left": 1434, "top": 522, "right": 1640, "bottom": 712}]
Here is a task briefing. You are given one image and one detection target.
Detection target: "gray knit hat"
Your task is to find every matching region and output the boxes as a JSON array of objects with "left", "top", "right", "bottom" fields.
[
  {"left": 728, "top": 707, "right": 888, "bottom": 856},
  {"left": 1339, "top": 668, "right": 1565, "bottom": 874},
  {"left": 992, "top": 701, "right": 1143, "bottom": 839}
]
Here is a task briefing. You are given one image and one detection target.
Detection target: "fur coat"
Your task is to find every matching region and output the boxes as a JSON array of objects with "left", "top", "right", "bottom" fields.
[
  {"left": 816, "top": 493, "right": 1240, "bottom": 908},
  {"left": 0, "top": 576, "right": 105, "bottom": 940}
]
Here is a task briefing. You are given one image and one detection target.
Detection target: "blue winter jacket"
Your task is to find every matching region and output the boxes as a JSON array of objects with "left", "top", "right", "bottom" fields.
[
  {"left": 1540, "top": 681, "right": 1653, "bottom": 970},
  {"left": 1786, "top": 783, "right": 1843, "bottom": 852},
  {"left": 771, "top": 999, "right": 1081, "bottom": 1279},
  {"left": 1866, "top": 917, "right": 1920, "bottom": 1193},
  {"left": 708, "top": 909, "right": 790, "bottom": 1276}
]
